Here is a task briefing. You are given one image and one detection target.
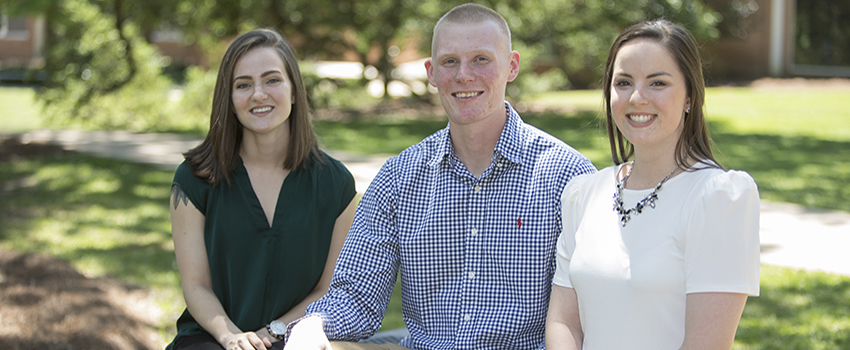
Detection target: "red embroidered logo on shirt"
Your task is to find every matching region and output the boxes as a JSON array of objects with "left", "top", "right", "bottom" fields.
[{"left": 517, "top": 216, "right": 522, "bottom": 228}]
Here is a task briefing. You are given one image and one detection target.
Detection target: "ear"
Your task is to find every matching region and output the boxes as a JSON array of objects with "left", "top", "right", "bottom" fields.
[
  {"left": 425, "top": 58, "right": 436, "bottom": 87},
  {"left": 507, "top": 51, "right": 520, "bottom": 82},
  {"left": 684, "top": 97, "right": 691, "bottom": 113}
]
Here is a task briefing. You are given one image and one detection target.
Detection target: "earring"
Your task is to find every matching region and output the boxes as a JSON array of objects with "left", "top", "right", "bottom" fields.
[{"left": 686, "top": 107, "right": 691, "bottom": 114}]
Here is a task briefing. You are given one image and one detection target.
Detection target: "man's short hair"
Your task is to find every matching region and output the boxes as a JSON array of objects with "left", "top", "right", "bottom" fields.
[{"left": 432, "top": 3, "right": 512, "bottom": 56}]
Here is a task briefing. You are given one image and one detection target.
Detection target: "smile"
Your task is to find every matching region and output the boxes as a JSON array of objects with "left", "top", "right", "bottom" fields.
[
  {"left": 453, "top": 92, "right": 482, "bottom": 99},
  {"left": 628, "top": 114, "right": 654, "bottom": 123},
  {"left": 252, "top": 106, "right": 273, "bottom": 114}
]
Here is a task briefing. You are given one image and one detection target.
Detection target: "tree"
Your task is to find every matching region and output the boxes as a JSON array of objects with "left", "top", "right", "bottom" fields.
[{"left": 1, "top": 0, "right": 724, "bottom": 130}]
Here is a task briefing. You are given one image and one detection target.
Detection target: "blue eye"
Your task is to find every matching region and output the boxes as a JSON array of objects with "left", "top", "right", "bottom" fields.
[{"left": 236, "top": 83, "right": 249, "bottom": 89}]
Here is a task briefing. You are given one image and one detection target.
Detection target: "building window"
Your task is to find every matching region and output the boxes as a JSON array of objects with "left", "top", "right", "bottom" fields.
[
  {"left": 1, "top": 13, "right": 28, "bottom": 40},
  {"left": 794, "top": 0, "right": 850, "bottom": 68}
]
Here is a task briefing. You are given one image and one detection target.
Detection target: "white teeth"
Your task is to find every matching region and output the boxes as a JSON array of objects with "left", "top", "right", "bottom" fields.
[
  {"left": 455, "top": 92, "right": 479, "bottom": 98},
  {"left": 629, "top": 114, "right": 653, "bottom": 123},
  {"left": 252, "top": 106, "right": 272, "bottom": 113}
]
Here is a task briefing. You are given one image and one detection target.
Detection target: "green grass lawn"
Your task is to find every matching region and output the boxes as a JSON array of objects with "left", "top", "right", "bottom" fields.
[
  {"left": 0, "top": 86, "right": 45, "bottom": 133},
  {"left": 2, "top": 85, "right": 849, "bottom": 348}
]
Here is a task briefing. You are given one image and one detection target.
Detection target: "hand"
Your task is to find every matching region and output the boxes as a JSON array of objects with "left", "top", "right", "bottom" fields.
[
  {"left": 221, "top": 332, "right": 272, "bottom": 350},
  {"left": 282, "top": 316, "right": 332, "bottom": 350},
  {"left": 254, "top": 327, "right": 276, "bottom": 345}
]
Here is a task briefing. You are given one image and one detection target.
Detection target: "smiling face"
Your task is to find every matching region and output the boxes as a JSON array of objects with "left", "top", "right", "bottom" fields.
[
  {"left": 610, "top": 39, "right": 690, "bottom": 154},
  {"left": 231, "top": 47, "right": 294, "bottom": 137},
  {"left": 425, "top": 20, "right": 519, "bottom": 127}
]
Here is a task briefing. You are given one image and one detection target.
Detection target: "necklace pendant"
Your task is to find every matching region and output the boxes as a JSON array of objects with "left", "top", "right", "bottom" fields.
[{"left": 613, "top": 164, "right": 678, "bottom": 228}]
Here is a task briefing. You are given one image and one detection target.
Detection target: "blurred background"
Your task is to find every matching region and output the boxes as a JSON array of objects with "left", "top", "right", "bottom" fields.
[{"left": 0, "top": 0, "right": 847, "bottom": 132}]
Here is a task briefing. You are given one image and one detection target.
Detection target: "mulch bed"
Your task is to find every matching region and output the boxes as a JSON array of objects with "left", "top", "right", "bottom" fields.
[{"left": 0, "top": 135, "right": 163, "bottom": 350}]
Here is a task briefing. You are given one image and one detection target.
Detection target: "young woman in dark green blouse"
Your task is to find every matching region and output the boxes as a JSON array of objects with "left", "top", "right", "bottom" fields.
[{"left": 167, "top": 29, "right": 356, "bottom": 350}]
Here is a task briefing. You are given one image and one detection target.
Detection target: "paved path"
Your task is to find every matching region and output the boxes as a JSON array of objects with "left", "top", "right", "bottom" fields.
[{"left": 16, "top": 129, "right": 850, "bottom": 277}]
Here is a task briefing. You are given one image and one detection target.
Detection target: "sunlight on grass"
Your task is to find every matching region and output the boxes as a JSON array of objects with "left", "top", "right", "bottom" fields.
[
  {"left": 734, "top": 266, "right": 850, "bottom": 349},
  {"left": 706, "top": 87, "right": 850, "bottom": 142},
  {"left": 0, "top": 87, "right": 43, "bottom": 133}
]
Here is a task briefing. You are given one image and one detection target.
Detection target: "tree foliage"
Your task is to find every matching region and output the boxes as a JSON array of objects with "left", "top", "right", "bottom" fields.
[{"left": 2, "top": 0, "right": 725, "bottom": 129}]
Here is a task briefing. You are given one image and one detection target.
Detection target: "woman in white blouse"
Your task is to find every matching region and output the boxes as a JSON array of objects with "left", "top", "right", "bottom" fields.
[{"left": 545, "top": 20, "right": 760, "bottom": 350}]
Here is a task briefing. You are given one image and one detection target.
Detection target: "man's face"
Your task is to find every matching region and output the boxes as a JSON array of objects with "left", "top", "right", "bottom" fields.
[{"left": 425, "top": 20, "right": 519, "bottom": 127}]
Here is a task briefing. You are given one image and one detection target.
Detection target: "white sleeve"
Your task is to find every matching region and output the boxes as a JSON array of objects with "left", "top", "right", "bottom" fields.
[
  {"left": 685, "top": 170, "right": 761, "bottom": 296},
  {"left": 552, "top": 176, "right": 587, "bottom": 288}
]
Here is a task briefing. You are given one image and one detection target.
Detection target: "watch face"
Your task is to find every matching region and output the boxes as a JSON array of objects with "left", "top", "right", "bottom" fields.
[{"left": 269, "top": 320, "right": 286, "bottom": 335}]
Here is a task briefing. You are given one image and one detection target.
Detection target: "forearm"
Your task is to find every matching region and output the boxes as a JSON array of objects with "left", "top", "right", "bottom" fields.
[
  {"left": 183, "top": 284, "right": 242, "bottom": 345},
  {"left": 545, "top": 321, "right": 582, "bottom": 350},
  {"left": 546, "top": 285, "right": 583, "bottom": 350},
  {"left": 678, "top": 293, "right": 748, "bottom": 350}
]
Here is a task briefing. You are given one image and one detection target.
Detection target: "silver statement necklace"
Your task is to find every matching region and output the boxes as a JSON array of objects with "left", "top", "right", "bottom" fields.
[{"left": 613, "top": 164, "right": 678, "bottom": 227}]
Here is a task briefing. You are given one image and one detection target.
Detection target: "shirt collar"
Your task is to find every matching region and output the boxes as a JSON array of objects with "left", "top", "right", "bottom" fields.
[{"left": 428, "top": 101, "right": 525, "bottom": 168}]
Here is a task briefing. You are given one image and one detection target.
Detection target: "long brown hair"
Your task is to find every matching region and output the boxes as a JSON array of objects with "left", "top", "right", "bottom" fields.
[
  {"left": 184, "top": 28, "right": 321, "bottom": 186},
  {"left": 602, "top": 19, "right": 721, "bottom": 170}
]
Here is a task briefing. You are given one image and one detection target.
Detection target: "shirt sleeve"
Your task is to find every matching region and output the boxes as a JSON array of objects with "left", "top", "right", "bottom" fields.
[
  {"left": 172, "top": 160, "right": 208, "bottom": 214},
  {"left": 552, "top": 174, "right": 589, "bottom": 288},
  {"left": 319, "top": 154, "right": 357, "bottom": 217},
  {"left": 684, "top": 170, "right": 761, "bottom": 296},
  {"left": 301, "top": 157, "right": 401, "bottom": 341}
]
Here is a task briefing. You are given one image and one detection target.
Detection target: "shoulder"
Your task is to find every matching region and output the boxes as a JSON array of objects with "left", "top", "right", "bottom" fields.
[
  {"left": 172, "top": 160, "right": 213, "bottom": 213},
  {"left": 689, "top": 168, "right": 758, "bottom": 199},
  {"left": 173, "top": 160, "right": 209, "bottom": 188},
  {"left": 383, "top": 127, "right": 449, "bottom": 173},
  {"left": 680, "top": 168, "right": 759, "bottom": 215},
  {"left": 313, "top": 150, "right": 354, "bottom": 178},
  {"left": 518, "top": 122, "right": 596, "bottom": 174},
  {"left": 562, "top": 166, "right": 616, "bottom": 202}
]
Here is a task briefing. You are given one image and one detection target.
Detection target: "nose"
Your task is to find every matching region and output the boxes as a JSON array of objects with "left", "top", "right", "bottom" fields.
[
  {"left": 629, "top": 86, "right": 648, "bottom": 105},
  {"left": 252, "top": 85, "right": 268, "bottom": 101},
  {"left": 455, "top": 61, "right": 474, "bottom": 83}
]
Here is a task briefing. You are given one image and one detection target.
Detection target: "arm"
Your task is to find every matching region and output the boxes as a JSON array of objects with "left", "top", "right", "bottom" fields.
[
  {"left": 171, "top": 185, "right": 271, "bottom": 350},
  {"left": 545, "top": 285, "right": 583, "bottom": 350},
  {"left": 286, "top": 160, "right": 402, "bottom": 348},
  {"left": 679, "top": 292, "right": 748, "bottom": 350},
  {"left": 255, "top": 197, "right": 357, "bottom": 341}
]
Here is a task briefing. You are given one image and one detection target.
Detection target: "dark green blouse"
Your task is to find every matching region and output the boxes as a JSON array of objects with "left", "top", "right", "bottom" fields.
[{"left": 166, "top": 151, "right": 356, "bottom": 349}]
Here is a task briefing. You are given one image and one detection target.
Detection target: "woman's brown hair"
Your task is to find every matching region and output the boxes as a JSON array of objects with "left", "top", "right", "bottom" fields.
[
  {"left": 602, "top": 19, "right": 722, "bottom": 170},
  {"left": 184, "top": 28, "right": 321, "bottom": 185}
]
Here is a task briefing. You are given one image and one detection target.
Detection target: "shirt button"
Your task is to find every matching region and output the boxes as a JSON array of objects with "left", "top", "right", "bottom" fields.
[
  {"left": 464, "top": 314, "right": 471, "bottom": 321},
  {"left": 471, "top": 228, "right": 478, "bottom": 235},
  {"left": 468, "top": 272, "right": 475, "bottom": 279},
  {"left": 496, "top": 162, "right": 503, "bottom": 168},
  {"left": 474, "top": 185, "right": 482, "bottom": 192}
]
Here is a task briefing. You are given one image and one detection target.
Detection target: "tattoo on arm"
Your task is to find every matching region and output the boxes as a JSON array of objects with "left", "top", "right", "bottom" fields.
[{"left": 171, "top": 185, "right": 190, "bottom": 210}]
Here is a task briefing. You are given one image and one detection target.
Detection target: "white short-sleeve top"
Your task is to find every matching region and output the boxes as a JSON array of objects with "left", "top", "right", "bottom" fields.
[{"left": 553, "top": 164, "right": 760, "bottom": 350}]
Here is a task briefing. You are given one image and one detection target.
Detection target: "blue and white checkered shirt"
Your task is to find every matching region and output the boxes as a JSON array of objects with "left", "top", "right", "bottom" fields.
[{"left": 303, "top": 102, "right": 596, "bottom": 349}]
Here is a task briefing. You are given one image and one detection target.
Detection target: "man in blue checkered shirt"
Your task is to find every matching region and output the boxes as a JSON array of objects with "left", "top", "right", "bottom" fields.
[{"left": 284, "top": 4, "right": 596, "bottom": 350}]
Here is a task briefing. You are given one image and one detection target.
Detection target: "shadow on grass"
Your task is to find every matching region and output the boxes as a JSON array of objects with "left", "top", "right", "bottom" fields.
[
  {"left": 0, "top": 149, "right": 176, "bottom": 289},
  {"left": 735, "top": 266, "right": 850, "bottom": 349},
  {"left": 712, "top": 132, "right": 850, "bottom": 212}
]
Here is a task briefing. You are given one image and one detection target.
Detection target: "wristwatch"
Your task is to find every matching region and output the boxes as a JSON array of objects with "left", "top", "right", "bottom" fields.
[{"left": 266, "top": 320, "right": 286, "bottom": 341}]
